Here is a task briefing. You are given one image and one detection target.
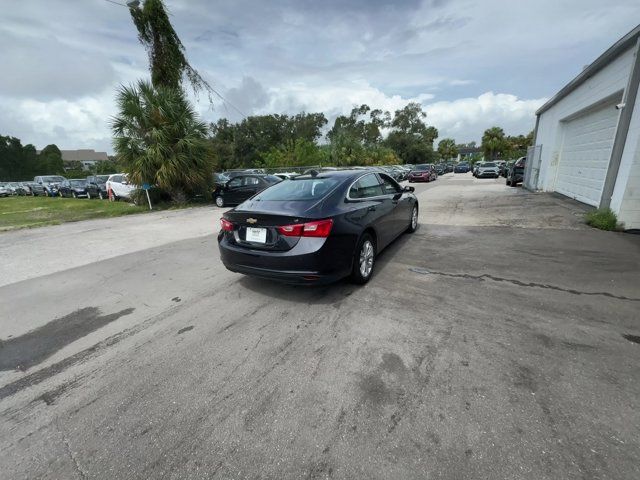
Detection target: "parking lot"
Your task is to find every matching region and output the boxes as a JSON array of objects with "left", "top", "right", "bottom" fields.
[{"left": 1, "top": 173, "right": 639, "bottom": 479}]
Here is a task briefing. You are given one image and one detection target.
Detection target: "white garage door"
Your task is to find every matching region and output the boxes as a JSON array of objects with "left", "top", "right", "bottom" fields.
[{"left": 555, "top": 101, "right": 620, "bottom": 206}]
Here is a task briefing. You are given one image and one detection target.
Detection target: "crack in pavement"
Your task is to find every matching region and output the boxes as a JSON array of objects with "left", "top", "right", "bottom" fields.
[
  {"left": 57, "top": 420, "right": 88, "bottom": 480},
  {"left": 409, "top": 267, "right": 640, "bottom": 302}
]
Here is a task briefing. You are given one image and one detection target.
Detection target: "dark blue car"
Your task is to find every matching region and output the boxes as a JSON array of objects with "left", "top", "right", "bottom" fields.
[{"left": 218, "top": 170, "right": 419, "bottom": 285}]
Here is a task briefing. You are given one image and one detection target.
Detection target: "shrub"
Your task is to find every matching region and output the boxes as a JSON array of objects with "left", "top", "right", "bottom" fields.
[{"left": 585, "top": 208, "right": 619, "bottom": 231}]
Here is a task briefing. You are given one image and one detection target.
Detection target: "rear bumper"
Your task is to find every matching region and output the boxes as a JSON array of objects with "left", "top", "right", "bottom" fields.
[{"left": 218, "top": 234, "right": 353, "bottom": 285}]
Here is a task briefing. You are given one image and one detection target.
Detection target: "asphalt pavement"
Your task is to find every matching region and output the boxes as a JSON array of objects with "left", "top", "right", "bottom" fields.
[{"left": 1, "top": 173, "right": 639, "bottom": 479}]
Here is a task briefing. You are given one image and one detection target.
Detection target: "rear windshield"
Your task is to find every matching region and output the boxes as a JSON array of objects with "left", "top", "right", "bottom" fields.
[
  {"left": 413, "top": 164, "right": 430, "bottom": 171},
  {"left": 70, "top": 180, "right": 86, "bottom": 186},
  {"left": 254, "top": 177, "right": 341, "bottom": 201}
]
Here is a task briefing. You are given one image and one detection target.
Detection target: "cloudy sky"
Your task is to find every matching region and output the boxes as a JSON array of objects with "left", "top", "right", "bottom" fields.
[{"left": 1, "top": 0, "right": 639, "bottom": 153}]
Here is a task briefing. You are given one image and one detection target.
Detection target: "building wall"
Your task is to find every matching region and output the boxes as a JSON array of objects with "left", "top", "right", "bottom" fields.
[
  {"left": 535, "top": 46, "right": 635, "bottom": 192},
  {"left": 616, "top": 85, "right": 640, "bottom": 228}
]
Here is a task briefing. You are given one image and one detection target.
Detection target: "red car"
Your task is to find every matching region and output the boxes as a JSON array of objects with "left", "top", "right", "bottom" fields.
[{"left": 408, "top": 164, "right": 437, "bottom": 183}]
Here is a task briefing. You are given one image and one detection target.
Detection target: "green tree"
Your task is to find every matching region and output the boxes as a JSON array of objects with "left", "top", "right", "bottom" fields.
[
  {"left": 209, "top": 112, "right": 328, "bottom": 169},
  {"left": 481, "top": 126, "right": 507, "bottom": 160},
  {"left": 39, "top": 144, "right": 65, "bottom": 174},
  {"left": 259, "top": 139, "right": 324, "bottom": 168},
  {"left": 112, "top": 80, "right": 214, "bottom": 202},
  {"left": 385, "top": 102, "right": 438, "bottom": 164},
  {"left": 437, "top": 138, "right": 458, "bottom": 161},
  {"left": 129, "top": 0, "right": 212, "bottom": 96}
]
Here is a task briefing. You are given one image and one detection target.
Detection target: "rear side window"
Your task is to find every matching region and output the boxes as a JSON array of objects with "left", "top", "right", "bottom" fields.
[
  {"left": 349, "top": 174, "right": 383, "bottom": 199},
  {"left": 243, "top": 176, "right": 260, "bottom": 186},
  {"left": 254, "top": 177, "right": 342, "bottom": 201},
  {"left": 378, "top": 174, "right": 401, "bottom": 195}
]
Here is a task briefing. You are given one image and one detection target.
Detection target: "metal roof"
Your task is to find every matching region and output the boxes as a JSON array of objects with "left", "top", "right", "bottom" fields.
[{"left": 536, "top": 24, "right": 640, "bottom": 116}]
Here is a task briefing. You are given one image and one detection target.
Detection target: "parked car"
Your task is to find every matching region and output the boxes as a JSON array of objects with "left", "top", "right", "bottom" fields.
[
  {"left": 213, "top": 174, "right": 281, "bottom": 207},
  {"left": 5, "top": 182, "right": 28, "bottom": 195},
  {"left": 408, "top": 164, "right": 437, "bottom": 182},
  {"left": 501, "top": 161, "right": 514, "bottom": 178},
  {"left": 85, "top": 175, "right": 110, "bottom": 199},
  {"left": 495, "top": 161, "right": 507, "bottom": 176},
  {"left": 24, "top": 182, "right": 45, "bottom": 196},
  {"left": 472, "top": 163, "right": 482, "bottom": 177},
  {"left": 0, "top": 184, "right": 9, "bottom": 197},
  {"left": 106, "top": 173, "right": 136, "bottom": 201},
  {"left": 454, "top": 163, "right": 470, "bottom": 173},
  {"left": 218, "top": 170, "right": 418, "bottom": 285},
  {"left": 59, "top": 179, "right": 89, "bottom": 198},
  {"left": 445, "top": 163, "right": 454, "bottom": 173},
  {"left": 476, "top": 162, "right": 500, "bottom": 178},
  {"left": 273, "top": 172, "right": 299, "bottom": 180},
  {"left": 381, "top": 166, "right": 404, "bottom": 182},
  {"left": 15, "top": 182, "right": 32, "bottom": 195},
  {"left": 435, "top": 164, "right": 446, "bottom": 175},
  {"left": 506, "top": 157, "right": 527, "bottom": 187},
  {"left": 34, "top": 175, "right": 67, "bottom": 197}
]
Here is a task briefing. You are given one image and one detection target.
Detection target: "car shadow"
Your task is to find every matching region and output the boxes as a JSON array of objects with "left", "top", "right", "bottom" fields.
[{"left": 236, "top": 229, "right": 417, "bottom": 304}]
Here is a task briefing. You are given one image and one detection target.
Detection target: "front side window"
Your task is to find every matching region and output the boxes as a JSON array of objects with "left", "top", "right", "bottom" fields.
[
  {"left": 349, "top": 174, "right": 383, "bottom": 199},
  {"left": 227, "top": 177, "right": 243, "bottom": 188}
]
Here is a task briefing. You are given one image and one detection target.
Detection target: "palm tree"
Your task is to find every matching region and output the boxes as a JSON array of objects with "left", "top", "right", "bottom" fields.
[
  {"left": 111, "top": 80, "right": 214, "bottom": 202},
  {"left": 482, "top": 126, "right": 506, "bottom": 160}
]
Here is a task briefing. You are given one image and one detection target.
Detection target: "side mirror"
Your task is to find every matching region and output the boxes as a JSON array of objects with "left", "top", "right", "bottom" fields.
[{"left": 403, "top": 186, "right": 415, "bottom": 193}]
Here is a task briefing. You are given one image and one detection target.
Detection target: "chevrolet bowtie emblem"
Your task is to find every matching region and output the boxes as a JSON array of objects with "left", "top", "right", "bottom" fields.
[{"left": 246, "top": 218, "right": 258, "bottom": 224}]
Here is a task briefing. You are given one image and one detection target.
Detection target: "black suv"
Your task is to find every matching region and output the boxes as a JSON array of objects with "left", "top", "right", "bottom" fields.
[
  {"left": 86, "top": 175, "right": 110, "bottom": 199},
  {"left": 213, "top": 174, "right": 281, "bottom": 207},
  {"left": 506, "top": 157, "right": 526, "bottom": 187}
]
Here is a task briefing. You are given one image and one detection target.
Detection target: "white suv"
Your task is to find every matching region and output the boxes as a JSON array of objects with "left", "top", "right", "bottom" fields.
[{"left": 106, "top": 173, "right": 136, "bottom": 201}]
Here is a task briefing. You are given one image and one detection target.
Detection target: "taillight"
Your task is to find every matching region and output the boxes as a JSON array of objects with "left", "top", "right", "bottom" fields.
[
  {"left": 220, "top": 218, "right": 234, "bottom": 231},
  {"left": 277, "top": 219, "right": 333, "bottom": 238}
]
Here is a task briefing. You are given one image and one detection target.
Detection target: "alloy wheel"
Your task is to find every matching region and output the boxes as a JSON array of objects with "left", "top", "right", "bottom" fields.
[{"left": 359, "top": 240, "right": 374, "bottom": 278}]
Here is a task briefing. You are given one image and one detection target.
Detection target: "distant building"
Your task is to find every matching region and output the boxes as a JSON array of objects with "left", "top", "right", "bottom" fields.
[
  {"left": 456, "top": 146, "right": 482, "bottom": 162},
  {"left": 60, "top": 149, "right": 109, "bottom": 170}
]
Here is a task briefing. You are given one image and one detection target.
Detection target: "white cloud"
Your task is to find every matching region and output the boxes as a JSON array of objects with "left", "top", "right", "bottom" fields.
[
  {"left": 0, "top": 91, "right": 117, "bottom": 152},
  {"left": 425, "top": 92, "right": 546, "bottom": 141}
]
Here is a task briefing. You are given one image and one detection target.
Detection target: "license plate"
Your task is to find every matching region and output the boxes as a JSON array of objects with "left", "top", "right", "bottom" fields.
[{"left": 246, "top": 227, "right": 267, "bottom": 243}]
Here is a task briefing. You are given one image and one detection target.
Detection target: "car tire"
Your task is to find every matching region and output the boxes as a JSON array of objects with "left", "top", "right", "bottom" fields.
[
  {"left": 407, "top": 204, "right": 418, "bottom": 233},
  {"left": 215, "top": 196, "right": 225, "bottom": 208},
  {"left": 506, "top": 177, "right": 511, "bottom": 186},
  {"left": 351, "top": 233, "right": 376, "bottom": 285}
]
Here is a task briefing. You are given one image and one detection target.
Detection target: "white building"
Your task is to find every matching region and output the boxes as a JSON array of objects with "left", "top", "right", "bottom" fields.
[{"left": 527, "top": 24, "right": 640, "bottom": 229}]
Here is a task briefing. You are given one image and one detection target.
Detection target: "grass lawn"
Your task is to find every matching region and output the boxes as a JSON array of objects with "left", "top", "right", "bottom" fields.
[{"left": 0, "top": 196, "right": 148, "bottom": 231}]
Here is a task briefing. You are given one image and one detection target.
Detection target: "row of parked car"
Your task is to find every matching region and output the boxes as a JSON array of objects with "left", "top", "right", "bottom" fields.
[
  {"left": 468, "top": 157, "right": 526, "bottom": 186},
  {"left": 212, "top": 163, "right": 459, "bottom": 207},
  {"left": 0, "top": 174, "right": 136, "bottom": 201}
]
